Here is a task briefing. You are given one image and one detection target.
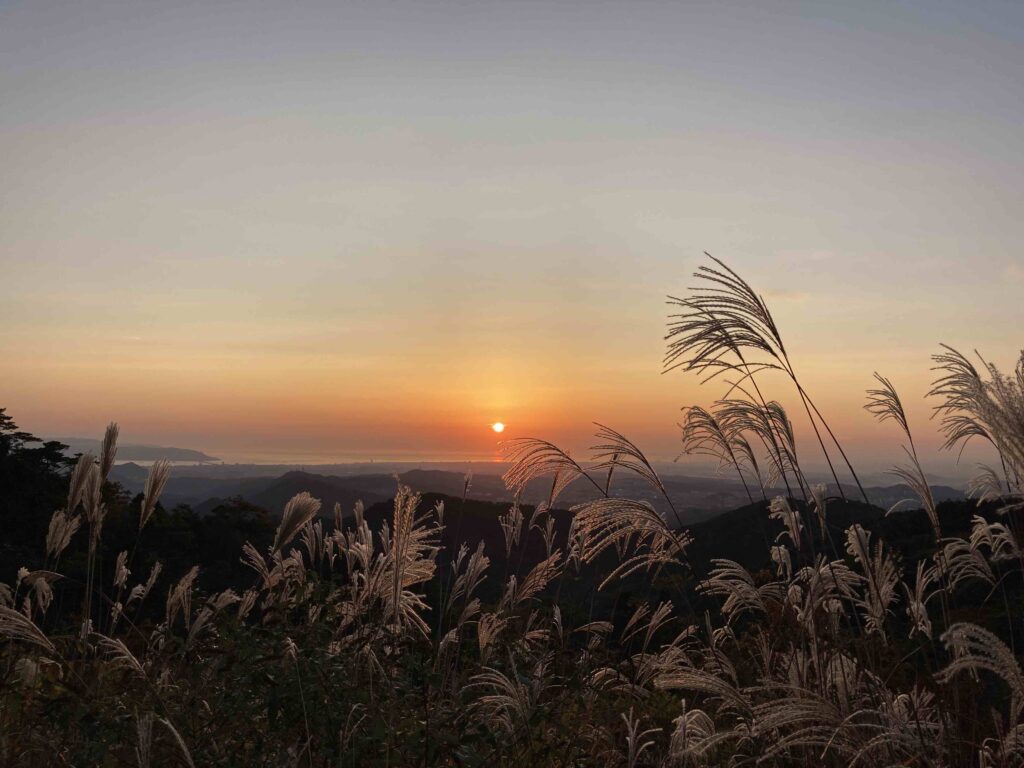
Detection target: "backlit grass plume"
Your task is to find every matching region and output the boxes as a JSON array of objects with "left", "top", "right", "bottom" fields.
[{"left": 666, "top": 254, "right": 867, "bottom": 502}]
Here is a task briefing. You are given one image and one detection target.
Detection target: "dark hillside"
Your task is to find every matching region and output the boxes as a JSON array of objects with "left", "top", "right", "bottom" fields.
[
  {"left": 686, "top": 496, "right": 1017, "bottom": 573},
  {"left": 248, "top": 470, "right": 391, "bottom": 516}
]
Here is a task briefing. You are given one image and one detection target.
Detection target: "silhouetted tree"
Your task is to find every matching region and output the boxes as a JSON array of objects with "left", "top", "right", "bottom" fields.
[{"left": 0, "top": 407, "right": 73, "bottom": 578}]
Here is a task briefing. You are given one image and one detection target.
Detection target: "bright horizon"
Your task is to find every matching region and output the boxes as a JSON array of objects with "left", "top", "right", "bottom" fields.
[{"left": 3, "top": 1, "right": 1023, "bottom": 479}]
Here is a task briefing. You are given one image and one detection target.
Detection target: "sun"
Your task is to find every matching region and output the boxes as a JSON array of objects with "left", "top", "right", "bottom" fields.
[{"left": 491, "top": 422, "right": 505, "bottom": 433}]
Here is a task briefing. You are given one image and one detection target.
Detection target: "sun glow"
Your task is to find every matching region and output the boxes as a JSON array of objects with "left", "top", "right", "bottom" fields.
[{"left": 491, "top": 422, "right": 505, "bottom": 433}]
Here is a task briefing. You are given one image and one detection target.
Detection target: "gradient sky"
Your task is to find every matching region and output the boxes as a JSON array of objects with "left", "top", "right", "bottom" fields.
[{"left": 2, "top": 1, "right": 1022, "bottom": 476}]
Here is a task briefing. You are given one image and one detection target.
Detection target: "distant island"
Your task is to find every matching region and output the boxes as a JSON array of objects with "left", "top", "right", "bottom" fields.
[{"left": 56, "top": 437, "right": 219, "bottom": 463}]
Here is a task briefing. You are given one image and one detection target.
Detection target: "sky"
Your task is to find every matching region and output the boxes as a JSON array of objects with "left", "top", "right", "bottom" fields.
[{"left": 2, "top": 1, "right": 1022, "bottom": 477}]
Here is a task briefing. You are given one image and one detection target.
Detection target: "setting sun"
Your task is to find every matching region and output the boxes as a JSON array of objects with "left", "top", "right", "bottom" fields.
[{"left": 491, "top": 422, "right": 505, "bottom": 433}]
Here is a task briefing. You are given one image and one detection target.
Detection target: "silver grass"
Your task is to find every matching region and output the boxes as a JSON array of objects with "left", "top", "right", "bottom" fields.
[
  {"left": 810, "top": 482, "right": 828, "bottom": 536},
  {"left": 272, "top": 492, "right": 322, "bottom": 553},
  {"left": 571, "top": 497, "right": 690, "bottom": 590},
  {"left": 165, "top": 566, "right": 199, "bottom": 629},
  {"left": 770, "top": 545, "right": 792, "bottom": 580},
  {"left": 751, "top": 687, "right": 849, "bottom": 762},
  {"left": 66, "top": 451, "right": 95, "bottom": 515},
  {"left": 639, "top": 601, "right": 675, "bottom": 653},
  {"left": 501, "top": 437, "right": 602, "bottom": 497},
  {"left": 665, "top": 255, "right": 787, "bottom": 377},
  {"left": 82, "top": 460, "right": 104, "bottom": 533},
  {"left": 435, "top": 627, "right": 460, "bottom": 672},
  {"left": 0, "top": 606, "right": 56, "bottom": 653},
  {"left": 498, "top": 503, "right": 523, "bottom": 558},
  {"left": 844, "top": 525, "right": 899, "bottom": 638},
  {"left": 186, "top": 590, "right": 240, "bottom": 649},
  {"left": 940, "top": 622, "right": 1024, "bottom": 717},
  {"left": 656, "top": 665, "right": 751, "bottom": 718},
  {"left": 444, "top": 541, "right": 489, "bottom": 619},
  {"left": 140, "top": 459, "right": 172, "bottom": 531},
  {"left": 699, "top": 560, "right": 783, "bottom": 623},
  {"left": 467, "top": 660, "right": 550, "bottom": 739},
  {"left": 78, "top": 456, "right": 105, "bottom": 643},
  {"left": 621, "top": 603, "right": 651, "bottom": 644},
  {"left": 17, "top": 570, "right": 59, "bottom": 618},
  {"left": 619, "top": 707, "right": 660, "bottom": 768},
  {"left": 591, "top": 423, "right": 679, "bottom": 521},
  {"left": 903, "top": 561, "right": 935, "bottom": 639},
  {"left": 939, "top": 537, "right": 995, "bottom": 591},
  {"left": 237, "top": 589, "right": 258, "bottom": 621},
  {"left": 680, "top": 406, "right": 760, "bottom": 500},
  {"left": 381, "top": 484, "right": 437, "bottom": 635},
  {"left": 865, "top": 373, "right": 912, "bottom": 444},
  {"left": 968, "top": 464, "right": 1007, "bottom": 506},
  {"left": 981, "top": 722, "right": 1024, "bottom": 768},
  {"left": 769, "top": 496, "right": 803, "bottom": 553},
  {"left": 788, "top": 557, "right": 860, "bottom": 637},
  {"left": 930, "top": 344, "right": 997, "bottom": 455},
  {"left": 666, "top": 253, "right": 866, "bottom": 500},
  {"left": 157, "top": 717, "right": 197, "bottom": 768},
  {"left": 541, "top": 515, "right": 556, "bottom": 557},
  {"left": 501, "top": 548, "right": 561, "bottom": 610},
  {"left": 477, "top": 612, "right": 508, "bottom": 665},
  {"left": 45, "top": 509, "right": 80, "bottom": 560},
  {"left": 716, "top": 398, "right": 805, "bottom": 494},
  {"left": 135, "top": 711, "right": 154, "bottom": 768},
  {"left": 126, "top": 561, "right": 162, "bottom": 606},
  {"left": 866, "top": 373, "right": 945, "bottom": 540},
  {"left": 668, "top": 700, "right": 717, "bottom": 767},
  {"left": 329, "top": 484, "right": 436, "bottom": 640},
  {"left": 456, "top": 597, "right": 480, "bottom": 628},
  {"left": 576, "top": 620, "right": 615, "bottom": 638},
  {"left": 589, "top": 664, "right": 650, "bottom": 701},
  {"left": 337, "top": 705, "right": 368, "bottom": 756},
  {"left": 834, "top": 699, "right": 943, "bottom": 767},
  {"left": 970, "top": 516, "right": 1021, "bottom": 563},
  {"left": 931, "top": 346, "right": 1024, "bottom": 489},
  {"left": 114, "top": 550, "right": 130, "bottom": 589},
  {"left": 241, "top": 542, "right": 272, "bottom": 586},
  {"left": 299, "top": 519, "right": 326, "bottom": 568},
  {"left": 447, "top": 544, "right": 469, "bottom": 586},
  {"left": 518, "top": 611, "right": 551, "bottom": 653},
  {"left": 976, "top": 354, "right": 1024, "bottom": 489},
  {"left": 93, "top": 633, "right": 146, "bottom": 677},
  {"left": 388, "top": 484, "right": 417, "bottom": 627},
  {"left": 889, "top": 448, "right": 941, "bottom": 540},
  {"left": 764, "top": 401, "right": 801, "bottom": 477},
  {"left": 730, "top": 434, "right": 765, "bottom": 494},
  {"left": 99, "top": 421, "right": 119, "bottom": 481},
  {"left": 566, "top": 517, "right": 586, "bottom": 572}
]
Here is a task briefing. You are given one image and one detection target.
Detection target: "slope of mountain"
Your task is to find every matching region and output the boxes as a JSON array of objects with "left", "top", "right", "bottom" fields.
[
  {"left": 108, "top": 464, "right": 966, "bottom": 532},
  {"left": 245, "top": 471, "right": 392, "bottom": 516},
  {"left": 109, "top": 463, "right": 279, "bottom": 510}
]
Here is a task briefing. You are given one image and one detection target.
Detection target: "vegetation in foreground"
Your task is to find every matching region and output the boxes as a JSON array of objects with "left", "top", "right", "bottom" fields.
[{"left": 2, "top": 256, "right": 1023, "bottom": 767}]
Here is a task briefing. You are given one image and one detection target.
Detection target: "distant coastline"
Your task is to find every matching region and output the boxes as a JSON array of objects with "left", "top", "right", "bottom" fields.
[{"left": 56, "top": 437, "right": 219, "bottom": 463}]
